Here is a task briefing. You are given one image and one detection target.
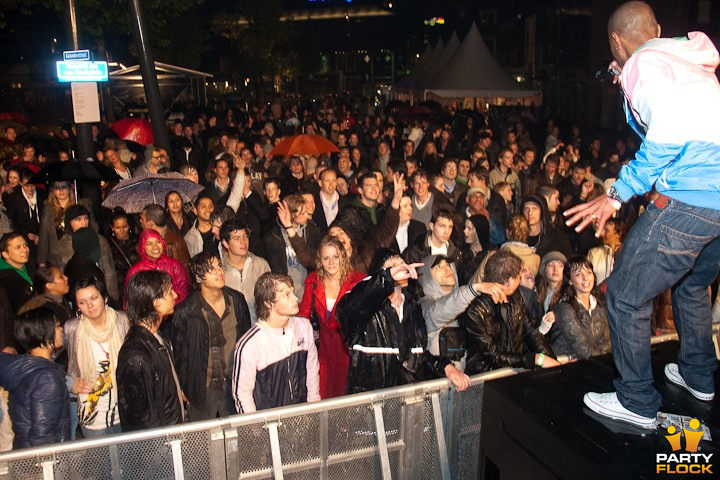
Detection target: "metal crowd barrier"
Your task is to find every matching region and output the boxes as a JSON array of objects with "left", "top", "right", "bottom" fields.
[
  {"left": 0, "top": 329, "right": 716, "bottom": 480},
  {"left": 0, "top": 368, "right": 516, "bottom": 480}
]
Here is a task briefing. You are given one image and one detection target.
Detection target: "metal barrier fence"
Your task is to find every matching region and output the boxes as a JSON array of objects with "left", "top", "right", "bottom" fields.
[
  {"left": 0, "top": 368, "right": 516, "bottom": 480},
  {"left": 1, "top": 329, "right": 717, "bottom": 480}
]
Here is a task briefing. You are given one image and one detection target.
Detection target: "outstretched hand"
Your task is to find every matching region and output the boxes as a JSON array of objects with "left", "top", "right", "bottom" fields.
[
  {"left": 391, "top": 173, "right": 406, "bottom": 208},
  {"left": 389, "top": 262, "right": 423, "bottom": 282},
  {"left": 563, "top": 195, "right": 617, "bottom": 237},
  {"left": 277, "top": 200, "right": 293, "bottom": 228}
]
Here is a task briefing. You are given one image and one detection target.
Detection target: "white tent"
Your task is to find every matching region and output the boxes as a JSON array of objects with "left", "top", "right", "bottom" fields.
[
  {"left": 395, "top": 38, "right": 444, "bottom": 92},
  {"left": 413, "top": 31, "right": 460, "bottom": 89},
  {"left": 395, "top": 43, "right": 433, "bottom": 90},
  {"left": 423, "top": 23, "right": 541, "bottom": 105}
]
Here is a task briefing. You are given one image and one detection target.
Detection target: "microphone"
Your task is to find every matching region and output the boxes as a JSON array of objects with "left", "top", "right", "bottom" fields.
[{"left": 595, "top": 63, "right": 622, "bottom": 80}]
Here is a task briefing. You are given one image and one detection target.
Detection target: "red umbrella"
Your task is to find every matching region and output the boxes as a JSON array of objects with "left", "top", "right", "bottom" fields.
[
  {"left": 268, "top": 134, "right": 340, "bottom": 157},
  {"left": 0, "top": 112, "right": 29, "bottom": 124},
  {"left": 397, "top": 105, "right": 437, "bottom": 120},
  {"left": 110, "top": 118, "right": 154, "bottom": 146}
]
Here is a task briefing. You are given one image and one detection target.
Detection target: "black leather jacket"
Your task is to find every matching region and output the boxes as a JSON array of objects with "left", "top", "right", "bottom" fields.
[
  {"left": 336, "top": 268, "right": 450, "bottom": 394},
  {"left": 458, "top": 291, "right": 555, "bottom": 374},
  {"left": 550, "top": 298, "right": 611, "bottom": 360},
  {"left": 116, "top": 326, "right": 183, "bottom": 432},
  {"left": 168, "top": 288, "right": 251, "bottom": 408}
]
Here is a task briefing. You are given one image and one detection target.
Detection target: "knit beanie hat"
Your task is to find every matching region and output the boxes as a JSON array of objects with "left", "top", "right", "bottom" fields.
[
  {"left": 72, "top": 227, "right": 100, "bottom": 263},
  {"left": 539, "top": 251, "right": 567, "bottom": 275}
]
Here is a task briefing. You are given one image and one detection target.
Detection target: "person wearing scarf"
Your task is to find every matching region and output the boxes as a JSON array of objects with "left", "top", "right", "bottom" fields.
[{"left": 65, "top": 275, "right": 130, "bottom": 437}]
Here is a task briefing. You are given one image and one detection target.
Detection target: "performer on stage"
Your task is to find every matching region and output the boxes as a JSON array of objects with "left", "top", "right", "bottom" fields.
[{"left": 565, "top": 1, "right": 720, "bottom": 428}]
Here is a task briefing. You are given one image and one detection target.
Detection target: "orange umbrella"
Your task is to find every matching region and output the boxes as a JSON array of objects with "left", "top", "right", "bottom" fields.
[
  {"left": 110, "top": 117, "right": 154, "bottom": 146},
  {"left": 268, "top": 134, "right": 339, "bottom": 157}
]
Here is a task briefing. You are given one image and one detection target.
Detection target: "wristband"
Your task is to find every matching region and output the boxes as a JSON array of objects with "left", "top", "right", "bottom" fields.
[
  {"left": 283, "top": 224, "right": 294, "bottom": 230},
  {"left": 536, "top": 353, "right": 545, "bottom": 367}
]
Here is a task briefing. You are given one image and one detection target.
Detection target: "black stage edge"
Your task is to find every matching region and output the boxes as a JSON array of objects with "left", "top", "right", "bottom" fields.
[{"left": 478, "top": 341, "right": 719, "bottom": 479}]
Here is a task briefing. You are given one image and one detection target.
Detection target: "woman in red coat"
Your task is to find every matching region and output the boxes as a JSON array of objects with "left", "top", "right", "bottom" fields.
[
  {"left": 299, "top": 236, "right": 365, "bottom": 399},
  {"left": 123, "top": 229, "right": 190, "bottom": 308}
]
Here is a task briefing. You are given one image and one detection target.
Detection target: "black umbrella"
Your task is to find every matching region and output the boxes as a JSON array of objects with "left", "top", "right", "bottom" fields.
[
  {"left": 29, "top": 159, "right": 121, "bottom": 184},
  {"left": 30, "top": 158, "right": 121, "bottom": 200}
]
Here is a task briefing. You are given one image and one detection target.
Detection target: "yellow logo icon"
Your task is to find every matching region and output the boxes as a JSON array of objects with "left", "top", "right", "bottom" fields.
[
  {"left": 657, "top": 418, "right": 712, "bottom": 475},
  {"left": 664, "top": 418, "right": 704, "bottom": 453}
]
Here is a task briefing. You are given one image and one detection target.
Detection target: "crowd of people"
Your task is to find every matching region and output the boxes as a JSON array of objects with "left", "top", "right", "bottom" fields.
[{"left": 0, "top": 81, "right": 717, "bottom": 449}]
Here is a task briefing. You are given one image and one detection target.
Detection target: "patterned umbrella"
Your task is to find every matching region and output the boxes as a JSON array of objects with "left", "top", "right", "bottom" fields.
[
  {"left": 110, "top": 117, "right": 154, "bottom": 146},
  {"left": 268, "top": 134, "right": 340, "bottom": 157},
  {"left": 102, "top": 172, "right": 203, "bottom": 213}
]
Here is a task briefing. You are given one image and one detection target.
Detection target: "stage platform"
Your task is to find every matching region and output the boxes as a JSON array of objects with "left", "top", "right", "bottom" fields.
[{"left": 479, "top": 340, "right": 719, "bottom": 479}]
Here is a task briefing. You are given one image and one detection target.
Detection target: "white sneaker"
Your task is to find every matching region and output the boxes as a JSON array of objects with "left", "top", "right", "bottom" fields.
[
  {"left": 583, "top": 392, "right": 657, "bottom": 429},
  {"left": 664, "top": 363, "right": 715, "bottom": 402}
]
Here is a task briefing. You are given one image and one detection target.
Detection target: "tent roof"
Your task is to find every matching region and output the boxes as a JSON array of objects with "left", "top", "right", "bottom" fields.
[
  {"left": 394, "top": 43, "right": 433, "bottom": 90},
  {"left": 395, "top": 38, "right": 444, "bottom": 91},
  {"left": 414, "top": 31, "right": 460, "bottom": 89},
  {"left": 424, "top": 23, "right": 539, "bottom": 99},
  {"left": 110, "top": 61, "right": 213, "bottom": 82}
]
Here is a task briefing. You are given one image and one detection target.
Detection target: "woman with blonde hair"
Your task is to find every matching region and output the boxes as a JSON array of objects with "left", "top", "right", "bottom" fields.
[
  {"left": 65, "top": 275, "right": 129, "bottom": 437},
  {"left": 299, "top": 236, "right": 365, "bottom": 398},
  {"left": 37, "top": 181, "right": 94, "bottom": 269}
]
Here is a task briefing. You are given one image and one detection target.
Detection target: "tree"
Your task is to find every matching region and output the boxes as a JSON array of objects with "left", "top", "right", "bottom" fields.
[
  {"left": 212, "top": 0, "right": 295, "bottom": 101},
  {"left": 0, "top": 0, "right": 208, "bottom": 69}
]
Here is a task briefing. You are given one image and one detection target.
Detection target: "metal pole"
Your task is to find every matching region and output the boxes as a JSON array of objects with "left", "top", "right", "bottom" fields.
[
  {"left": 66, "top": 0, "right": 95, "bottom": 162},
  {"left": 128, "top": 0, "right": 171, "bottom": 152}
]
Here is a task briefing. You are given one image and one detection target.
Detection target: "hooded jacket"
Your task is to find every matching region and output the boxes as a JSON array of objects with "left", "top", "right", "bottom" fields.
[
  {"left": 336, "top": 268, "right": 451, "bottom": 394},
  {"left": 0, "top": 353, "right": 70, "bottom": 448},
  {"left": 458, "top": 215, "right": 494, "bottom": 285},
  {"left": 124, "top": 229, "right": 190, "bottom": 306},
  {"left": 613, "top": 32, "right": 720, "bottom": 209},
  {"left": 500, "top": 242, "right": 541, "bottom": 276},
  {"left": 521, "top": 194, "right": 571, "bottom": 259},
  {"left": 418, "top": 255, "right": 475, "bottom": 358},
  {"left": 64, "top": 228, "right": 120, "bottom": 302}
]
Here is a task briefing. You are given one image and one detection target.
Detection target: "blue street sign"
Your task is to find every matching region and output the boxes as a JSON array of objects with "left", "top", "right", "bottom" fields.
[
  {"left": 56, "top": 61, "right": 109, "bottom": 82},
  {"left": 63, "top": 50, "right": 90, "bottom": 61}
]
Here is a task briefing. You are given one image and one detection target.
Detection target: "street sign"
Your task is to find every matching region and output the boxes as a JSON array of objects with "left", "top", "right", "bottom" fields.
[
  {"left": 63, "top": 49, "right": 90, "bottom": 61},
  {"left": 56, "top": 61, "right": 108, "bottom": 82}
]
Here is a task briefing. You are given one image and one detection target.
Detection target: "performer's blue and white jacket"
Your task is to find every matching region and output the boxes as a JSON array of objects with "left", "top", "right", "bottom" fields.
[{"left": 614, "top": 31, "right": 720, "bottom": 209}]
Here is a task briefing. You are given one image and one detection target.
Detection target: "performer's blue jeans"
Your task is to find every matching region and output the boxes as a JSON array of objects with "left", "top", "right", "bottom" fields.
[{"left": 605, "top": 198, "right": 720, "bottom": 418}]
